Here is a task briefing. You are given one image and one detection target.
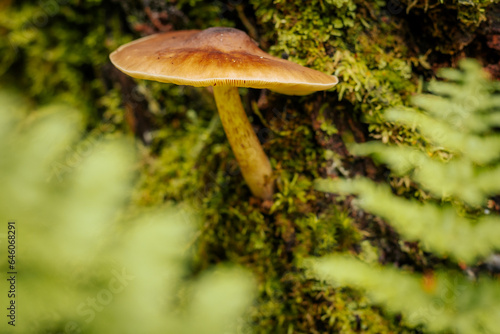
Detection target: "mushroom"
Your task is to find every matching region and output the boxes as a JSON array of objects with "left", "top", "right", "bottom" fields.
[{"left": 110, "top": 27, "right": 338, "bottom": 200}]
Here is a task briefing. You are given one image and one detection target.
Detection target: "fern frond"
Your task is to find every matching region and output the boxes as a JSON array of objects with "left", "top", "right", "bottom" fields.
[
  {"left": 309, "top": 255, "right": 500, "bottom": 334},
  {"left": 315, "top": 178, "right": 500, "bottom": 263}
]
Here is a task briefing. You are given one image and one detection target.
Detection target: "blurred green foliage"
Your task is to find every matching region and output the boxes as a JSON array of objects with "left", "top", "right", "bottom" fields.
[
  {"left": 0, "top": 90, "right": 255, "bottom": 334},
  {"left": 310, "top": 256, "right": 500, "bottom": 334},
  {"left": 313, "top": 60, "right": 500, "bottom": 333}
]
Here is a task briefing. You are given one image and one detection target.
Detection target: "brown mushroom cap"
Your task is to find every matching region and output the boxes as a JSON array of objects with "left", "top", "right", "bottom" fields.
[{"left": 110, "top": 27, "right": 338, "bottom": 96}]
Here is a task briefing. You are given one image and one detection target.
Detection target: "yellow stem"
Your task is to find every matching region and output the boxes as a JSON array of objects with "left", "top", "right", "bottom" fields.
[{"left": 213, "top": 85, "right": 274, "bottom": 200}]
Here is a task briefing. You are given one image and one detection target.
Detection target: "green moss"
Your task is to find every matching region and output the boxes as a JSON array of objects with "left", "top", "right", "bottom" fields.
[
  {"left": 252, "top": 0, "right": 423, "bottom": 148},
  {"left": 402, "top": 0, "right": 495, "bottom": 26},
  {"left": 0, "top": 1, "right": 132, "bottom": 128}
]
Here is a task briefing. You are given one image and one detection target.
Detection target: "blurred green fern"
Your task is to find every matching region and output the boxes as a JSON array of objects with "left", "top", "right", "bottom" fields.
[
  {"left": 312, "top": 59, "right": 500, "bottom": 333},
  {"left": 0, "top": 89, "right": 255, "bottom": 334}
]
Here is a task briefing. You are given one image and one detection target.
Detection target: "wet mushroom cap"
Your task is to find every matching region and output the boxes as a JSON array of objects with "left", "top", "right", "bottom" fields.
[{"left": 110, "top": 27, "right": 338, "bottom": 95}]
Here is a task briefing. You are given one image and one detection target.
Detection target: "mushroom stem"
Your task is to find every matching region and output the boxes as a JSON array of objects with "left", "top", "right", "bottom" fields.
[{"left": 213, "top": 85, "right": 274, "bottom": 200}]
